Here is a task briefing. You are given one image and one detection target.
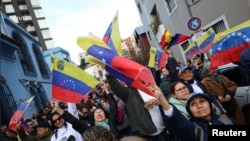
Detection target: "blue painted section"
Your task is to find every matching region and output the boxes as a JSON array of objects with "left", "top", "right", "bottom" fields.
[{"left": 0, "top": 12, "right": 75, "bottom": 119}]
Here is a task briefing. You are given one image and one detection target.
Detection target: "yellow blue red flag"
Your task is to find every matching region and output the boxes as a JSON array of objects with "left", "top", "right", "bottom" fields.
[
  {"left": 197, "top": 28, "right": 216, "bottom": 53},
  {"left": 9, "top": 96, "right": 34, "bottom": 132},
  {"left": 184, "top": 41, "right": 200, "bottom": 59},
  {"left": 51, "top": 56, "right": 99, "bottom": 103},
  {"left": 210, "top": 20, "right": 250, "bottom": 69},
  {"left": 103, "top": 10, "right": 122, "bottom": 56}
]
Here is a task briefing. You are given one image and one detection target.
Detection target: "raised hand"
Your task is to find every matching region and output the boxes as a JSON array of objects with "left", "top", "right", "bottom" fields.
[{"left": 50, "top": 100, "right": 64, "bottom": 115}]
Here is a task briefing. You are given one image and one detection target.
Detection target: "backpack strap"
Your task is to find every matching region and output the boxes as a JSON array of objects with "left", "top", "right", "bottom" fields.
[
  {"left": 194, "top": 118, "right": 233, "bottom": 141},
  {"left": 218, "top": 117, "right": 233, "bottom": 125},
  {"left": 194, "top": 122, "right": 204, "bottom": 141}
]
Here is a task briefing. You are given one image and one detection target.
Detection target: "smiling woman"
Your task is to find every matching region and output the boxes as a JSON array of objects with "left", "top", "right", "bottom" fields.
[
  {"left": 40, "top": 0, "right": 141, "bottom": 65},
  {"left": 49, "top": 112, "right": 83, "bottom": 141}
]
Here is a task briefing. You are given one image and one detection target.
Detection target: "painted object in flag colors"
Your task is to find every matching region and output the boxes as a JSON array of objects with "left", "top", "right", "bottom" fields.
[
  {"left": 197, "top": 28, "right": 216, "bottom": 53},
  {"left": 102, "top": 10, "right": 122, "bottom": 56},
  {"left": 77, "top": 35, "right": 157, "bottom": 97},
  {"left": 9, "top": 96, "right": 34, "bottom": 132},
  {"left": 210, "top": 20, "right": 250, "bottom": 69},
  {"left": 52, "top": 56, "right": 99, "bottom": 103},
  {"left": 184, "top": 41, "right": 200, "bottom": 59}
]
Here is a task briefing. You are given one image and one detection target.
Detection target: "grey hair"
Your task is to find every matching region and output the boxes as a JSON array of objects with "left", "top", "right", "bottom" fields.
[{"left": 201, "top": 62, "right": 211, "bottom": 78}]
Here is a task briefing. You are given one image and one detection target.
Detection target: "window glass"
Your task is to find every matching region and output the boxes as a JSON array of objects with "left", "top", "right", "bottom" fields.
[{"left": 5, "top": 4, "right": 15, "bottom": 13}]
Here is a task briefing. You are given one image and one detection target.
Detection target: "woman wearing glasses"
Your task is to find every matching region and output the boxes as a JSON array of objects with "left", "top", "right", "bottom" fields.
[
  {"left": 50, "top": 112, "right": 83, "bottom": 141},
  {"left": 169, "top": 81, "right": 221, "bottom": 119}
]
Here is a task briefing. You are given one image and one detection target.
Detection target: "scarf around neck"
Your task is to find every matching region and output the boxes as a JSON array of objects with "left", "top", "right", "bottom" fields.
[{"left": 95, "top": 119, "right": 110, "bottom": 130}]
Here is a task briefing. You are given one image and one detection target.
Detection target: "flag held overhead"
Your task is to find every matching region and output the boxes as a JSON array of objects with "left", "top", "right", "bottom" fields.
[
  {"left": 103, "top": 10, "right": 122, "bottom": 56},
  {"left": 210, "top": 20, "right": 250, "bottom": 69},
  {"left": 9, "top": 96, "right": 34, "bottom": 132},
  {"left": 184, "top": 41, "right": 200, "bottom": 59},
  {"left": 197, "top": 28, "right": 216, "bottom": 53},
  {"left": 51, "top": 56, "right": 99, "bottom": 103}
]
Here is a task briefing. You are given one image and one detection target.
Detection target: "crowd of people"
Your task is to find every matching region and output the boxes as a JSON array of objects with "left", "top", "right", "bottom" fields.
[{"left": 1, "top": 47, "right": 250, "bottom": 141}]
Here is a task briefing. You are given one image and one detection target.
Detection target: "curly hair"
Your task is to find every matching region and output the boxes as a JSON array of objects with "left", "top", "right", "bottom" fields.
[{"left": 82, "top": 126, "right": 117, "bottom": 141}]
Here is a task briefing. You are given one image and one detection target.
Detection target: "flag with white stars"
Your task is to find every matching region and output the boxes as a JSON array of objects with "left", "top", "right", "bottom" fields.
[
  {"left": 52, "top": 56, "right": 99, "bottom": 103},
  {"left": 210, "top": 20, "right": 250, "bottom": 69}
]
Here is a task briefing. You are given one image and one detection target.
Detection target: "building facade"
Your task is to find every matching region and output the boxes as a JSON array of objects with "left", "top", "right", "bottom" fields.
[
  {"left": 0, "top": 12, "right": 51, "bottom": 126},
  {"left": 134, "top": 0, "right": 250, "bottom": 63},
  {"left": 1, "top": 0, "right": 54, "bottom": 51}
]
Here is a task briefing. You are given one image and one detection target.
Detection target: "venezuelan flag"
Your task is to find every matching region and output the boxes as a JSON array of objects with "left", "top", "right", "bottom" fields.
[
  {"left": 184, "top": 41, "right": 200, "bottom": 59},
  {"left": 9, "top": 96, "right": 34, "bottom": 132},
  {"left": 52, "top": 56, "right": 99, "bottom": 103},
  {"left": 168, "top": 33, "right": 191, "bottom": 48},
  {"left": 103, "top": 10, "right": 122, "bottom": 56},
  {"left": 197, "top": 28, "right": 216, "bottom": 53},
  {"left": 77, "top": 35, "right": 156, "bottom": 97},
  {"left": 210, "top": 20, "right": 250, "bottom": 69}
]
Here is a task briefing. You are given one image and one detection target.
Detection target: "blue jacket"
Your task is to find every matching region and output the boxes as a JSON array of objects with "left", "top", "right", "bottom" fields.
[{"left": 163, "top": 105, "right": 235, "bottom": 141}]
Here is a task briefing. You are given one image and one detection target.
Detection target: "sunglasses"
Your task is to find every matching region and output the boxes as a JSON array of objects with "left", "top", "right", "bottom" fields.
[{"left": 52, "top": 116, "right": 62, "bottom": 124}]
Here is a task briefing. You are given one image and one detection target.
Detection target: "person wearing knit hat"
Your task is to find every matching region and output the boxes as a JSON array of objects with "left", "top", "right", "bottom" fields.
[{"left": 148, "top": 84, "right": 236, "bottom": 141}]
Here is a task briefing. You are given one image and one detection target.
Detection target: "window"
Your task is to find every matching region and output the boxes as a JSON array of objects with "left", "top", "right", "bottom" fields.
[
  {"left": 2, "top": 0, "right": 12, "bottom": 2},
  {"left": 150, "top": 5, "right": 161, "bottom": 34},
  {"left": 37, "top": 19, "right": 48, "bottom": 29},
  {"left": 12, "top": 32, "right": 36, "bottom": 75},
  {"left": 41, "top": 29, "right": 52, "bottom": 39},
  {"left": 34, "top": 9, "right": 44, "bottom": 18},
  {"left": 22, "top": 15, "right": 32, "bottom": 21},
  {"left": 19, "top": 5, "right": 28, "bottom": 11},
  {"left": 181, "top": 40, "right": 190, "bottom": 51},
  {"left": 45, "top": 40, "right": 55, "bottom": 49},
  {"left": 37, "top": 87, "right": 49, "bottom": 108},
  {"left": 30, "top": 87, "right": 49, "bottom": 111},
  {"left": 31, "top": 0, "right": 41, "bottom": 8},
  {"left": 0, "top": 76, "right": 17, "bottom": 125},
  {"left": 9, "top": 15, "right": 19, "bottom": 23},
  {"left": 32, "top": 44, "right": 50, "bottom": 78},
  {"left": 210, "top": 20, "right": 226, "bottom": 33},
  {"left": 5, "top": 4, "right": 15, "bottom": 13},
  {"left": 26, "top": 25, "right": 35, "bottom": 32},
  {"left": 165, "top": 0, "right": 177, "bottom": 14}
]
